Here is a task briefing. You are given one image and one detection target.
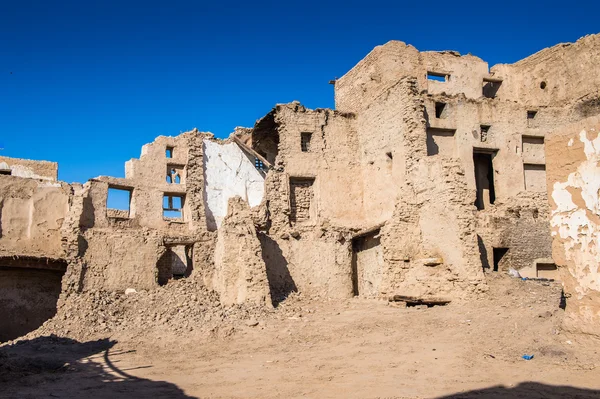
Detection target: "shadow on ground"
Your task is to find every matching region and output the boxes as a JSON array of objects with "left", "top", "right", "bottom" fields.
[
  {"left": 0, "top": 335, "right": 195, "bottom": 399},
  {"left": 437, "top": 382, "right": 600, "bottom": 399}
]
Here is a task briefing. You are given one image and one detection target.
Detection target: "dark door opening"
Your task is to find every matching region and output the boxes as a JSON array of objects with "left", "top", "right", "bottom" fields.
[
  {"left": 473, "top": 149, "right": 497, "bottom": 210},
  {"left": 0, "top": 265, "right": 65, "bottom": 341},
  {"left": 156, "top": 245, "right": 193, "bottom": 286},
  {"left": 492, "top": 248, "right": 509, "bottom": 272}
]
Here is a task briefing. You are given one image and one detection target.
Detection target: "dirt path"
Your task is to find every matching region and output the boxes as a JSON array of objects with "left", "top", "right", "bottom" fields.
[{"left": 2, "top": 277, "right": 599, "bottom": 398}]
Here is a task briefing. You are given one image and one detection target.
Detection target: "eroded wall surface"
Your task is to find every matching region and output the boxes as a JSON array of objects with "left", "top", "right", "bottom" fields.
[
  {"left": 2, "top": 34, "right": 600, "bottom": 340},
  {"left": 547, "top": 116, "right": 600, "bottom": 336},
  {"left": 0, "top": 176, "right": 70, "bottom": 258},
  {"left": 212, "top": 197, "right": 271, "bottom": 306}
]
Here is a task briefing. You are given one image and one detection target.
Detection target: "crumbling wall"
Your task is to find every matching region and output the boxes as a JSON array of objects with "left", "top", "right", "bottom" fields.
[
  {"left": 546, "top": 116, "right": 600, "bottom": 336},
  {"left": 0, "top": 156, "right": 58, "bottom": 181},
  {"left": 251, "top": 104, "right": 361, "bottom": 299},
  {"left": 59, "top": 130, "right": 216, "bottom": 295},
  {"left": 379, "top": 78, "right": 486, "bottom": 299},
  {"left": 476, "top": 193, "right": 553, "bottom": 275},
  {"left": 335, "top": 40, "right": 489, "bottom": 113},
  {"left": 0, "top": 175, "right": 70, "bottom": 258},
  {"left": 492, "top": 34, "right": 600, "bottom": 108},
  {"left": 355, "top": 81, "right": 407, "bottom": 224},
  {"left": 212, "top": 197, "right": 271, "bottom": 306},
  {"left": 77, "top": 229, "right": 164, "bottom": 292},
  {"left": 271, "top": 104, "right": 363, "bottom": 227}
]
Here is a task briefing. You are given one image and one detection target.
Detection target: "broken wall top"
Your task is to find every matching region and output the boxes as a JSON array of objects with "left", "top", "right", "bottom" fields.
[
  {"left": 335, "top": 34, "right": 600, "bottom": 112},
  {"left": 0, "top": 156, "right": 58, "bottom": 181}
]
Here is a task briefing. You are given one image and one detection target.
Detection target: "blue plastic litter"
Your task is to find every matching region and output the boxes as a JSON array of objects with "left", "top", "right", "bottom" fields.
[{"left": 522, "top": 354, "right": 534, "bottom": 360}]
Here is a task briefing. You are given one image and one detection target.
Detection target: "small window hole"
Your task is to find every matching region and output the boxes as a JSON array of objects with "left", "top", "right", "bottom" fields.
[{"left": 435, "top": 102, "right": 447, "bottom": 119}]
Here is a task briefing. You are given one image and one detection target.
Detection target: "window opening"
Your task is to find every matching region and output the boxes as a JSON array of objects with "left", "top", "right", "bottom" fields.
[
  {"left": 166, "top": 165, "right": 184, "bottom": 184},
  {"left": 527, "top": 111, "right": 538, "bottom": 127},
  {"left": 483, "top": 79, "right": 502, "bottom": 98},
  {"left": 492, "top": 248, "right": 509, "bottom": 272},
  {"left": 163, "top": 194, "right": 184, "bottom": 219},
  {"left": 427, "top": 72, "right": 449, "bottom": 82},
  {"left": 166, "top": 146, "right": 174, "bottom": 158},
  {"left": 301, "top": 132, "right": 312, "bottom": 152},
  {"left": 255, "top": 157, "right": 264, "bottom": 171},
  {"left": 435, "top": 102, "right": 447, "bottom": 119},
  {"left": 107, "top": 187, "right": 132, "bottom": 218},
  {"left": 473, "top": 149, "right": 497, "bottom": 210},
  {"left": 480, "top": 125, "right": 491, "bottom": 142}
]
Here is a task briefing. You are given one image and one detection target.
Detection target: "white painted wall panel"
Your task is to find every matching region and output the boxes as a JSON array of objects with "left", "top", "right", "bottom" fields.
[{"left": 203, "top": 140, "right": 265, "bottom": 230}]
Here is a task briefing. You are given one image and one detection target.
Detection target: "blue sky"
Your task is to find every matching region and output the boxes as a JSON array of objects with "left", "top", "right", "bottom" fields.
[{"left": 1, "top": 0, "right": 598, "bottom": 183}]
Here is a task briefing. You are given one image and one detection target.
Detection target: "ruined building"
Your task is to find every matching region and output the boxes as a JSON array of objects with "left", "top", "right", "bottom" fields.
[{"left": 1, "top": 34, "right": 600, "bottom": 341}]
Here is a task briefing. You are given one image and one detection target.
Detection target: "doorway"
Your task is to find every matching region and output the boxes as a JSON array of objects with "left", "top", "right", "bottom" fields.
[{"left": 473, "top": 149, "right": 497, "bottom": 210}]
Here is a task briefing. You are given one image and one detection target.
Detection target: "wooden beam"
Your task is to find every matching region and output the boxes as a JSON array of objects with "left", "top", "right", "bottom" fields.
[{"left": 232, "top": 136, "right": 273, "bottom": 169}]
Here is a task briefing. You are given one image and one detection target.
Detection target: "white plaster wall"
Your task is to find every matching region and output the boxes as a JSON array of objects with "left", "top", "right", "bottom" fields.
[
  {"left": 203, "top": 140, "right": 265, "bottom": 230},
  {"left": 550, "top": 129, "right": 600, "bottom": 297}
]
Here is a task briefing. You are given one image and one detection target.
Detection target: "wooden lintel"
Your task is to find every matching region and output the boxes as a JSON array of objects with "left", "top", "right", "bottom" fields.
[{"left": 232, "top": 136, "right": 272, "bottom": 169}]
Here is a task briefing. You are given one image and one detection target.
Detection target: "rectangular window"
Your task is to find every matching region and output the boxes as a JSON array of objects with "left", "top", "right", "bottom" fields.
[
  {"left": 301, "top": 132, "right": 312, "bottom": 152},
  {"left": 254, "top": 158, "right": 264, "bottom": 170},
  {"left": 435, "top": 102, "right": 447, "bottom": 119},
  {"left": 427, "top": 72, "right": 449, "bottom": 82},
  {"left": 483, "top": 79, "right": 502, "bottom": 98},
  {"left": 480, "top": 125, "right": 491, "bottom": 142},
  {"left": 107, "top": 187, "right": 132, "bottom": 218},
  {"left": 166, "top": 146, "right": 174, "bottom": 158},
  {"left": 163, "top": 194, "right": 184, "bottom": 219},
  {"left": 527, "top": 110, "right": 538, "bottom": 127}
]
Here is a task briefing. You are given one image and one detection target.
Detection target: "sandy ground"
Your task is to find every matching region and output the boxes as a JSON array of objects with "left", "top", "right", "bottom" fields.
[{"left": 1, "top": 275, "right": 599, "bottom": 398}]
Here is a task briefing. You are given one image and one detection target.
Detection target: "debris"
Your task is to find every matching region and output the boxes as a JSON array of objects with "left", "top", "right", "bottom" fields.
[
  {"left": 422, "top": 258, "right": 444, "bottom": 266},
  {"left": 245, "top": 319, "right": 259, "bottom": 327},
  {"left": 124, "top": 288, "right": 137, "bottom": 295},
  {"left": 522, "top": 354, "right": 534, "bottom": 360},
  {"left": 508, "top": 268, "right": 521, "bottom": 278},
  {"left": 389, "top": 295, "right": 451, "bottom": 307}
]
